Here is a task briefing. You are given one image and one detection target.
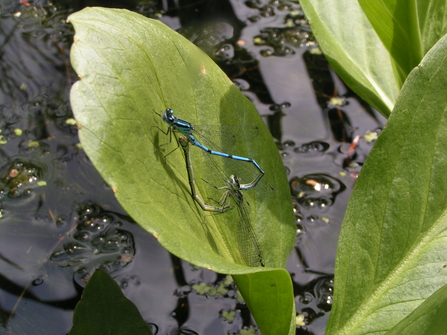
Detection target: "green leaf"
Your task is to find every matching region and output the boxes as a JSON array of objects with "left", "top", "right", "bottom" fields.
[
  {"left": 234, "top": 270, "right": 296, "bottom": 335},
  {"left": 386, "top": 284, "right": 447, "bottom": 335},
  {"left": 68, "top": 7, "right": 296, "bottom": 335},
  {"left": 359, "top": 0, "right": 447, "bottom": 83},
  {"left": 69, "top": 270, "right": 152, "bottom": 335},
  {"left": 326, "top": 33, "right": 447, "bottom": 334},
  {"left": 300, "top": 0, "right": 399, "bottom": 117}
]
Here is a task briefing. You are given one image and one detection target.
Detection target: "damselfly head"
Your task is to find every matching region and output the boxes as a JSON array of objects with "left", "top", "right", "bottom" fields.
[{"left": 163, "top": 108, "right": 175, "bottom": 122}]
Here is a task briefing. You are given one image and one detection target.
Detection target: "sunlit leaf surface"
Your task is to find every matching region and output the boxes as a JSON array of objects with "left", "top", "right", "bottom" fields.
[
  {"left": 300, "top": 0, "right": 399, "bottom": 117},
  {"left": 69, "top": 7, "right": 296, "bottom": 335},
  {"left": 326, "top": 34, "right": 447, "bottom": 335},
  {"left": 359, "top": 0, "right": 447, "bottom": 83}
]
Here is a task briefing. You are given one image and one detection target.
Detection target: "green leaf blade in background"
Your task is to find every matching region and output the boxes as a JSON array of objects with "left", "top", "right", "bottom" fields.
[
  {"left": 299, "top": 0, "right": 399, "bottom": 117},
  {"left": 68, "top": 7, "right": 296, "bottom": 335},
  {"left": 358, "top": 0, "right": 447, "bottom": 84},
  {"left": 70, "top": 270, "right": 153, "bottom": 335},
  {"left": 326, "top": 33, "right": 447, "bottom": 335}
]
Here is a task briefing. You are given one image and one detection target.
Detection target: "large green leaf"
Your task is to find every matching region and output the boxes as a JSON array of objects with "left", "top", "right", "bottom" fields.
[
  {"left": 359, "top": 0, "right": 447, "bottom": 83},
  {"left": 68, "top": 7, "right": 296, "bottom": 335},
  {"left": 326, "top": 33, "right": 447, "bottom": 334},
  {"left": 70, "top": 270, "right": 153, "bottom": 335},
  {"left": 386, "top": 284, "right": 447, "bottom": 335},
  {"left": 299, "top": 0, "right": 399, "bottom": 117}
]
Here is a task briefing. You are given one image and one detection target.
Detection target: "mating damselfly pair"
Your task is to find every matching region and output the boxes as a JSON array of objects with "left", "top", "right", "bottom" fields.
[{"left": 154, "top": 108, "right": 271, "bottom": 267}]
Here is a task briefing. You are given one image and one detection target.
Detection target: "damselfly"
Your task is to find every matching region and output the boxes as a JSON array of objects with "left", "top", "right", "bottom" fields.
[
  {"left": 207, "top": 174, "right": 265, "bottom": 267},
  {"left": 154, "top": 108, "right": 264, "bottom": 190},
  {"left": 178, "top": 136, "right": 231, "bottom": 213},
  {"left": 178, "top": 135, "right": 264, "bottom": 267}
]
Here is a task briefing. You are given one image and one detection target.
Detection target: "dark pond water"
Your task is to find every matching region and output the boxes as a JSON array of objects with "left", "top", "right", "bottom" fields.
[{"left": 0, "top": 0, "right": 385, "bottom": 334}]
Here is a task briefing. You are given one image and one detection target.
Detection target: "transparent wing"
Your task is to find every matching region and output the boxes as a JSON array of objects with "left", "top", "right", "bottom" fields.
[
  {"left": 233, "top": 190, "right": 264, "bottom": 267},
  {"left": 193, "top": 124, "right": 259, "bottom": 154}
]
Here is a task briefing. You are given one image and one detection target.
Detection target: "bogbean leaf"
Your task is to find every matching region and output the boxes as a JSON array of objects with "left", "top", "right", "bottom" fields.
[
  {"left": 386, "top": 284, "right": 447, "bottom": 335},
  {"left": 70, "top": 270, "right": 152, "bottom": 335},
  {"left": 326, "top": 32, "right": 447, "bottom": 335},
  {"left": 300, "top": 0, "right": 399, "bottom": 117},
  {"left": 359, "top": 0, "right": 447, "bottom": 83},
  {"left": 68, "top": 7, "right": 296, "bottom": 335}
]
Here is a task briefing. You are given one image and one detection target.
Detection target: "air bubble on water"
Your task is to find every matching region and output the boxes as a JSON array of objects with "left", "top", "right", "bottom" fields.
[
  {"left": 299, "top": 292, "right": 313, "bottom": 304},
  {"left": 294, "top": 141, "right": 329, "bottom": 154},
  {"left": 94, "top": 236, "right": 105, "bottom": 244},
  {"left": 319, "top": 197, "right": 332, "bottom": 208},
  {"left": 260, "top": 48, "right": 273, "bottom": 57},
  {"left": 50, "top": 249, "right": 66, "bottom": 261},
  {"left": 23, "top": 189, "right": 32, "bottom": 196},
  {"left": 83, "top": 206, "right": 93, "bottom": 215},
  {"left": 74, "top": 231, "right": 91, "bottom": 242},
  {"left": 64, "top": 242, "right": 89, "bottom": 255},
  {"left": 248, "top": 15, "right": 261, "bottom": 22},
  {"left": 32, "top": 277, "right": 44, "bottom": 286},
  {"left": 101, "top": 239, "right": 119, "bottom": 252},
  {"left": 282, "top": 140, "right": 295, "bottom": 148},
  {"left": 292, "top": 202, "right": 300, "bottom": 214},
  {"left": 306, "top": 199, "right": 315, "bottom": 208},
  {"left": 56, "top": 215, "right": 67, "bottom": 226},
  {"left": 290, "top": 174, "right": 345, "bottom": 210},
  {"left": 296, "top": 224, "right": 305, "bottom": 236},
  {"left": 307, "top": 215, "right": 317, "bottom": 223}
]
